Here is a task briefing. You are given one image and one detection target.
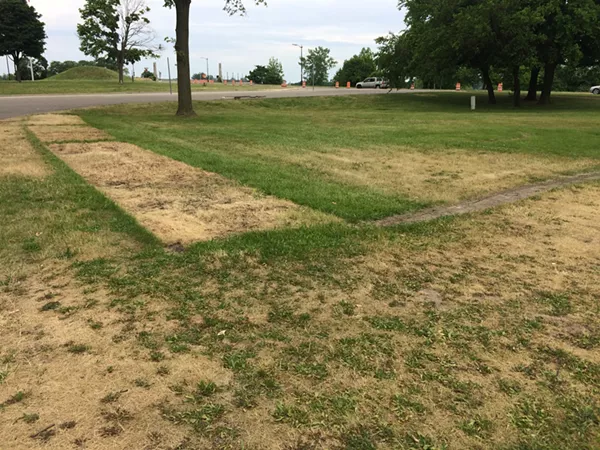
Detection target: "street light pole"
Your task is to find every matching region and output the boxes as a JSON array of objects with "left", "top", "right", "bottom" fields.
[
  {"left": 292, "top": 43, "right": 303, "bottom": 85},
  {"left": 200, "top": 57, "right": 209, "bottom": 80}
]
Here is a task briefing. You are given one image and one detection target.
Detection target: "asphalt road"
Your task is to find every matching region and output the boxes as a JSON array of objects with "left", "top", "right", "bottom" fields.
[{"left": 0, "top": 87, "right": 427, "bottom": 120}]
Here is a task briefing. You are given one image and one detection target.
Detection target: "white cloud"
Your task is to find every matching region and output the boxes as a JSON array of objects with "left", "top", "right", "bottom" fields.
[{"left": 22, "top": 0, "right": 406, "bottom": 81}]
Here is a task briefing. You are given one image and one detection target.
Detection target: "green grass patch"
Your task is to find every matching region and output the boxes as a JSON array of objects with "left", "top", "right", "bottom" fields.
[
  {"left": 50, "top": 66, "right": 119, "bottom": 81},
  {"left": 78, "top": 93, "right": 600, "bottom": 222}
]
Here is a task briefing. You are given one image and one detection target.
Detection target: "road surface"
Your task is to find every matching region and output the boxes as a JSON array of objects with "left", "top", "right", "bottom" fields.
[{"left": 0, "top": 87, "right": 427, "bottom": 120}]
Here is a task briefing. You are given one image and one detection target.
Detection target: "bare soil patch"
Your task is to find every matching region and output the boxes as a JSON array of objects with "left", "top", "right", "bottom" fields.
[
  {"left": 48, "top": 141, "right": 335, "bottom": 244},
  {"left": 377, "top": 171, "right": 600, "bottom": 226},
  {"left": 28, "top": 125, "right": 112, "bottom": 143},
  {"left": 0, "top": 122, "right": 49, "bottom": 178}
]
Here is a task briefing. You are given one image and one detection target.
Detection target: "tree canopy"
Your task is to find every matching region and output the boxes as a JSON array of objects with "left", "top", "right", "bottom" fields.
[
  {"left": 334, "top": 48, "right": 377, "bottom": 86},
  {"left": 78, "top": 0, "right": 157, "bottom": 84},
  {"left": 248, "top": 57, "right": 284, "bottom": 84},
  {"left": 379, "top": 0, "right": 600, "bottom": 105},
  {"left": 300, "top": 47, "right": 337, "bottom": 86},
  {"left": 0, "top": 0, "right": 46, "bottom": 82}
]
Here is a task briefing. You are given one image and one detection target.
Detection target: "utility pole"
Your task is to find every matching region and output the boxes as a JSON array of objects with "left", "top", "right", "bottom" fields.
[
  {"left": 293, "top": 43, "right": 303, "bottom": 85},
  {"left": 167, "top": 57, "right": 172, "bottom": 95},
  {"left": 6, "top": 56, "right": 11, "bottom": 80},
  {"left": 29, "top": 58, "right": 34, "bottom": 81}
]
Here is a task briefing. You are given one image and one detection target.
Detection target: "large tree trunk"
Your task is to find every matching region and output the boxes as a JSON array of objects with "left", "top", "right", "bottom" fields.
[
  {"left": 524, "top": 66, "right": 539, "bottom": 101},
  {"left": 512, "top": 66, "right": 521, "bottom": 108},
  {"left": 13, "top": 53, "right": 21, "bottom": 82},
  {"left": 538, "top": 63, "right": 556, "bottom": 105},
  {"left": 118, "top": 60, "right": 124, "bottom": 84},
  {"left": 174, "top": 0, "right": 195, "bottom": 116},
  {"left": 481, "top": 66, "right": 496, "bottom": 105}
]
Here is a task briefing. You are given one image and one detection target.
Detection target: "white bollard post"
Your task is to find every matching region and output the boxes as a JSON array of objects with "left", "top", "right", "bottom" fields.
[{"left": 471, "top": 96, "right": 476, "bottom": 111}]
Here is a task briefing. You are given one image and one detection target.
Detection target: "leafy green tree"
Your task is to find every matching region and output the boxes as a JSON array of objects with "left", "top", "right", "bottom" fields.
[
  {"left": 164, "top": 0, "right": 266, "bottom": 116},
  {"left": 554, "top": 64, "right": 600, "bottom": 92},
  {"left": 17, "top": 55, "right": 48, "bottom": 80},
  {"left": 389, "top": 0, "right": 600, "bottom": 106},
  {"left": 375, "top": 32, "right": 413, "bottom": 89},
  {"left": 78, "top": 0, "right": 157, "bottom": 84},
  {"left": 248, "top": 65, "right": 268, "bottom": 84},
  {"left": 334, "top": 48, "right": 376, "bottom": 86},
  {"left": 300, "top": 47, "right": 337, "bottom": 86},
  {"left": 191, "top": 72, "right": 206, "bottom": 80},
  {"left": 0, "top": 0, "right": 46, "bottom": 82},
  {"left": 141, "top": 67, "right": 156, "bottom": 80},
  {"left": 248, "top": 58, "right": 284, "bottom": 84},
  {"left": 535, "top": 0, "right": 600, "bottom": 104},
  {"left": 265, "top": 57, "right": 284, "bottom": 84}
]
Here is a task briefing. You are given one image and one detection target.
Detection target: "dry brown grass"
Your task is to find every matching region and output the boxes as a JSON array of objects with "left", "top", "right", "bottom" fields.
[
  {"left": 48, "top": 141, "right": 336, "bottom": 244},
  {"left": 284, "top": 146, "right": 599, "bottom": 203},
  {"left": 0, "top": 122, "right": 49, "bottom": 178},
  {"left": 333, "top": 184, "right": 600, "bottom": 447},
  {"left": 0, "top": 263, "right": 232, "bottom": 449},
  {"left": 3, "top": 112, "right": 599, "bottom": 448},
  {"left": 28, "top": 125, "right": 112, "bottom": 143},
  {"left": 1, "top": 180, "right": 599, "bottom": 448},
  {"left": 26, "top": 114, "right": 86, "bottom": 126}
]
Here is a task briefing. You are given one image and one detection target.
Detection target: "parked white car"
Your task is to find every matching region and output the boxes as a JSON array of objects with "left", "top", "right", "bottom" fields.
[
  {"left": 356, "top": 77, "right": 388, "bottom": 89},
  {"left": 591, "top": 85, "right": 600, "bottom": 95}
]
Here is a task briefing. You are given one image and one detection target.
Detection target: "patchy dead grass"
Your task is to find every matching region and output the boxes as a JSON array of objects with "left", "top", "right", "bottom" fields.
[
  {"left": 28, "top": 125, "right": 112, "bottom": 143},
  {"left": 0, "top": 122, "right": 49, "bottom": 178},
  {"left": 26, "top": 114, "right": 86, "bottom": 126},
  {"left": 286, "top": 146, "right": 599, "bottom": 203},
  {"left": 138, "top": 183, "right": 599, "bottom": 449},
  {"left": 0, "top": 263, "right": 231, "bottom": 449},
  {"left": 48, "top": 141, "right": 336, "bottom": 244}
]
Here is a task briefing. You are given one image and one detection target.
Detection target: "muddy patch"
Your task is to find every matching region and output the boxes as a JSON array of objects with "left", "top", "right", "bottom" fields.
[
  {"left": 0, "top": 122, "right": 49, "bottom": 178},
  {"left": 28, "top": 125, "right": 112, "bottom": 143},
  {"left": 48, "top": 141, "right": 335, "bottom": 244}
]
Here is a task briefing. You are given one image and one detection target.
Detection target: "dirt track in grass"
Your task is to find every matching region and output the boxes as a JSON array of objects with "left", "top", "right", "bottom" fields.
[
  {"left": 376, "top": 171, "right": 600, "bottom": 226},
  {"left": 0, "top": 120, "right": 49, "bottom": 178},
  {"left": 47, "top": 141, "right": 335, "bottom": 245}
]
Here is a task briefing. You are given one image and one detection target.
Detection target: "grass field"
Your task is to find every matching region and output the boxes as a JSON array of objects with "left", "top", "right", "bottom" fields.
[
  {"left": 0, "top": 79, "right": 284, "bottom": 95},
  {"left": 1, "top": 93, "right": 599, "bottom": 449},
  {"left": 50, "top": 66, "right": 121, "bottom": 81}
]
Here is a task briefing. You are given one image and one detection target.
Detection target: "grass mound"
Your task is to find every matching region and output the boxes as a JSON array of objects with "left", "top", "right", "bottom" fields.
[{"left": 50, "top": 66, "right": 119, "bottom": 81}]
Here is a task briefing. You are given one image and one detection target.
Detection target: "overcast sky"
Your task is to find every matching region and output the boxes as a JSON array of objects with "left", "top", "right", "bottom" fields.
[{"left": 13, "top": 0, "right": 406, "bottom": 81}]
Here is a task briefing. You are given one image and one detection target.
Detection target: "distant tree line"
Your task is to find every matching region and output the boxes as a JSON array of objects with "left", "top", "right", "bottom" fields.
[
  {"left": 0, "top": 58, "right": 132, "bottom": 81},
  {"left": 376, "top": 0, "right": 600, "bottom": 106}
]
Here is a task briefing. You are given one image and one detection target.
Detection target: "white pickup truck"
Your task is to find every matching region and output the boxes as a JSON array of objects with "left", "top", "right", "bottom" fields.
[{"left": 591, "top": 85, "right": 600, "bottom": 95}]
